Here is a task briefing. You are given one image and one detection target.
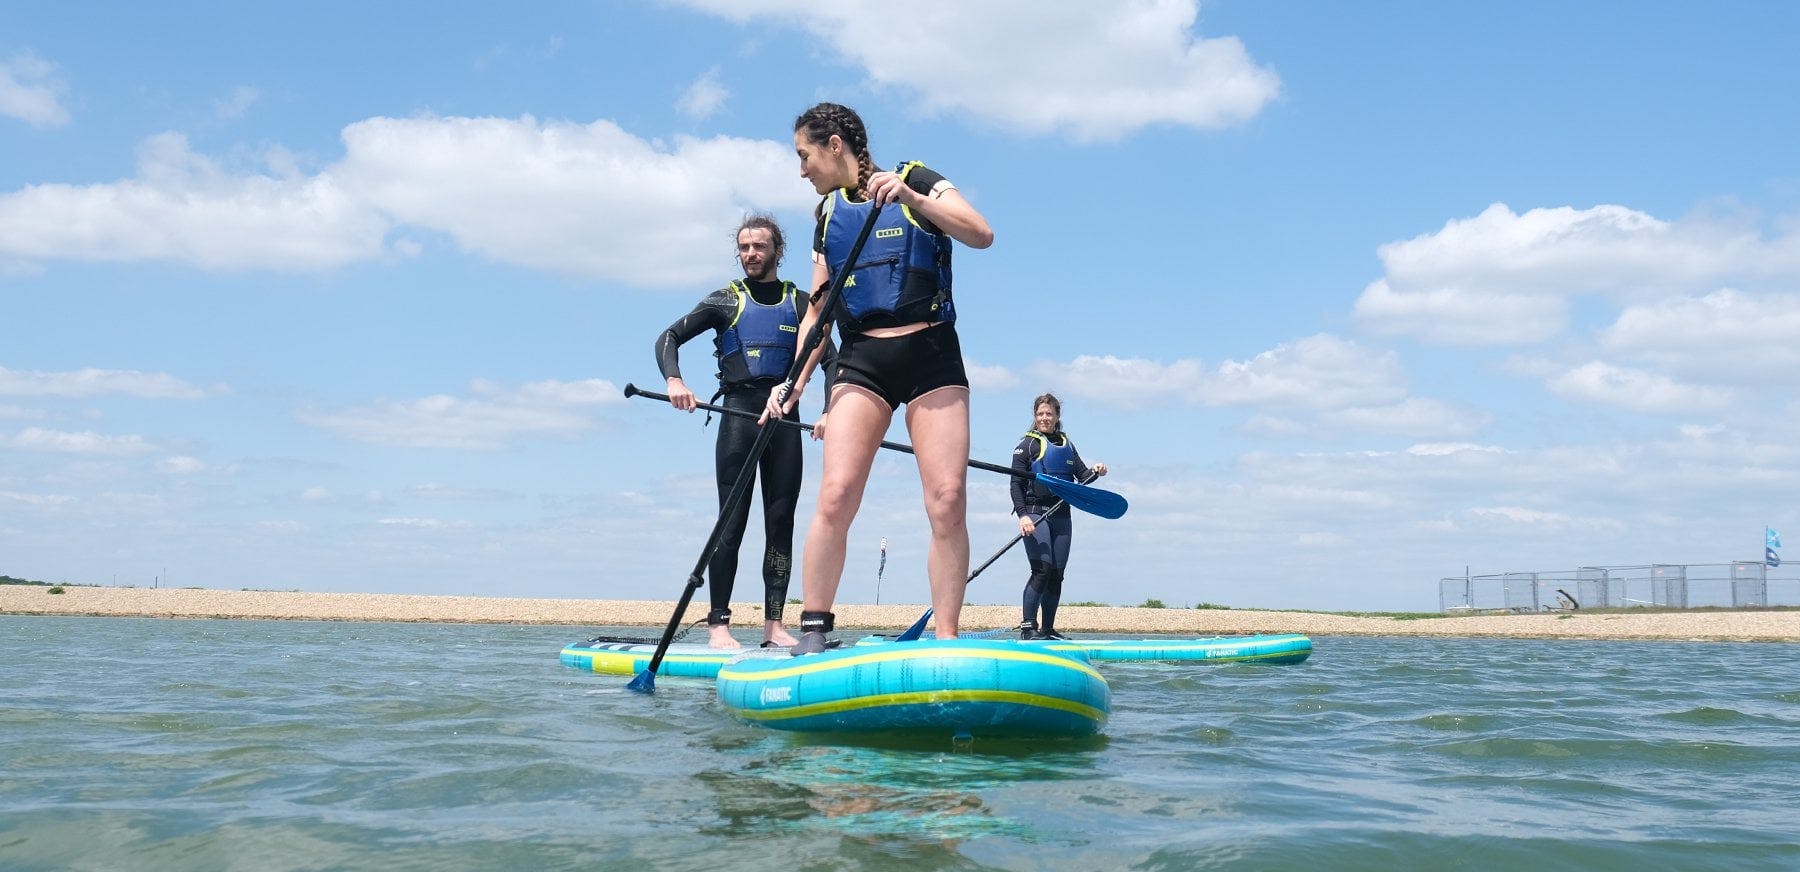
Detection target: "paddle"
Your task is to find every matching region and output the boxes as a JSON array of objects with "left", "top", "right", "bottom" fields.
[
  {"left": 625, "top": 203, "right": 884, "bottom": 693},
  {"left": 894, "top": 470, "right": 1101, "bottom": 642},
  {"left": 624, "top": 383, "right": 1128, "bottom": 520}
]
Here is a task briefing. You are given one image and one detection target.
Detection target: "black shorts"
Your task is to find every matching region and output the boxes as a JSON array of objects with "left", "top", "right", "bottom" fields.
[{"left": 833, "top": 323, "right": 969, "bottom": 410}]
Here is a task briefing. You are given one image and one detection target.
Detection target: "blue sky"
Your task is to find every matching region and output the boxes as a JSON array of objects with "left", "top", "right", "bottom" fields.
[{"left": 5, "top": 1, "right": 1799, "bottom": 611}]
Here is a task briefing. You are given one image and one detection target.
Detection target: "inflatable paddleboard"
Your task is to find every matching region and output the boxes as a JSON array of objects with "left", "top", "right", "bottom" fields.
[
  {"left": 715, "top": 638, "right": 1109, "bottom": 737},
  {"left": 561, "top": 633, "right": 1313, "bottom": 678}
]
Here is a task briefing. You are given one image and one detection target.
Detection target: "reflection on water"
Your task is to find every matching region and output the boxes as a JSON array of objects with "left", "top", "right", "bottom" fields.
[{"left": 696, "top": 728, "right": 1107, "bottom": 844}]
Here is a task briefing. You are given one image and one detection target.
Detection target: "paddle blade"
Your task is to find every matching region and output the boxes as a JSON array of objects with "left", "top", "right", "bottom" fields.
[
  {"left": 1037, "top": 473, "right": 1128, "bottom": 519},
  {"left": 625, "top": 669, "right": 656, "bottom": 694},
  {"left": 894, "top": 607, "right": 934, "bottom": 642}
]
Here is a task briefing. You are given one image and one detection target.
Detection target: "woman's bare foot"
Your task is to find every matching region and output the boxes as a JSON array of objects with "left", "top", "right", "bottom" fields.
[
  {"left": 763, "top": 620, "right": 798, "bottom": 647},
  {"left": 708, "top": 624, "right": 742, "bottom": 649}
]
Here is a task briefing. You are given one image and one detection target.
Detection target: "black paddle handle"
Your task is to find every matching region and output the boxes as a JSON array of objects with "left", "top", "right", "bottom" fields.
[{"left": 635, "top": 204, "right": 884, "bottom": 680}]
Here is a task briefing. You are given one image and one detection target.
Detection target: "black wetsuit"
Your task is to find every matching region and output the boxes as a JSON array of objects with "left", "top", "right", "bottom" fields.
[
  {"left": 655, "top": 278, "right": 827, "bottom": 624},
  {"left": 1010, "top": 430, "right": 1095, "bottom": 635}
]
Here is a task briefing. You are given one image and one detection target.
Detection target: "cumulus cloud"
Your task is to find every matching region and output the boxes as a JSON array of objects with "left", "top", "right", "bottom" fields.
[
  {"left": 1318, "top": 397, "right": 1490, "bottom": 439},
  {"left": 676, "top": 69, "right": 728, "bottom": 119},
  {"left": 1353, "top": 279, "right": 1567, "bottom": 345},
  {"left": 158, "top": 455, "right": 205, "bottom": 474},
  {"left": 0, "top": 116, "right": 814, "bottom": 285},
  {"left": 964, "top": 359, "right": 1019, "bottom": 392},
  {"left": 1354, "top": 203, "right": 1800, "bottom": 346},
  {"left": 0, "top": 52, "right": 70, "bottom": 128},
  {"left": 4, "top": 427, "right": 154, "bottom": 455},
  {"left": 1601, "top": 289, "right": 1800, "bottom": 384},
  {"left": 1544, "top": 361, "right": 1733, "bottom": 415},
  {"left": 1032, "top": 334, "right": 1408, "bottom": 411},
  {"left": 0, "top": 132, "right": 388, "bottom": 271},
  {"left": 297, "top": 377, "right": 623, "bottom": 450},
  {"left": 0, "top": 365, "right": 209, "bottom": 399},
  {"left": 332, "top": 115, "right": 813, "bottom": 285},
  {"left": 674, "top": 0, "right": 1280, "bottom": 140}
]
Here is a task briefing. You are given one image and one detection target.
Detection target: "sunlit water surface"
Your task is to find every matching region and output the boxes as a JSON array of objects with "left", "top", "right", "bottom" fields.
[{"left": 4, "top": 615, "right": 1799, "bottom": 870}]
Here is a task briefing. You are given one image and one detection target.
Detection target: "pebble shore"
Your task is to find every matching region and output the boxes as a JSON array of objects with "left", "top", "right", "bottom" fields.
[{"left": 5, "top": 586, "right": 1798, "bottom": 642}]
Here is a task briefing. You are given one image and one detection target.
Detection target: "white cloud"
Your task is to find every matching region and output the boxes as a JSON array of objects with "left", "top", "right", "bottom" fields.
[
  {"left": 1318, "top": 397, "right": 1490, "bottom": 439},
  {"left": 1206, "top": 334, "right": 1406, "bottom": 409},
  {"left": 212, "top": 85, "right": 261, "bottom": 120},
  {"left": 1462, "top": 505, "right": 1623, "bottom": 534},
  {"left": 0, "top": 52, "right": 70, "bottom": 128},
  {"left": 0, "top": 116, "right": 814, "bottom": 285},
  {"left": 1355, "top": 203, "right": 1800, "bottom": 346},
  {"left": 1353, "top": 279, "right": 1566, "bottom": 345},
  {"left": 332, "top": 115, "right": 814, "bottom": 285},
  {"left": 377, "top": 516, "right": 472, "bottom": 530},
  {"left": 1601, "top": 289, "right": 1800, "bottom": 384},
  {"left": 676, "top": 69, "right": 728, "bottom": 119},
  {"left": 0, "top": 365, "right": 209, "bottom": 399},
  {"left": 1544, "top": 361, "right": 1733, "bottom": 415},
  {"left": 159, "top": 456, "right": 205, "bottom": 474},
  {"left": 674, "top": 0, "right": 1280, "bottom": 140},
  {"left": 1033, "top": 334, "right": 1408, "bottom": 412},
  {"left": 0, "top": 489, "right": 77, "bottom": 507},
  {"left": 298, "top": 377, "right": 623, "bottom": 450},
  {"left": 406, "top": 483, "right": 518, "bottom": 501},
  {"left": 4, "top": 427, "right": 154, "bottom": 455},
  {"left": 0, "top": 132, "right": 389, "bottom": 270},
  {"left": 1029, "top": 354, "right": 1205, "bottom": 409},
  {"left": 964, "top": 360, "right": 1019, "bottom": 392}
]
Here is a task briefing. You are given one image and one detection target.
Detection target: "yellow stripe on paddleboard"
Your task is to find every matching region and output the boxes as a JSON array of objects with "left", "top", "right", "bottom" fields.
[
  {"left": 716, "top": 645, "right": 1104, "bottom": 682},
  {"left": 732, "top": 688, "right": 1106, "bottom": 724},
  {"left": 562, "top": 648, "right": 724, "bottom": 674}
]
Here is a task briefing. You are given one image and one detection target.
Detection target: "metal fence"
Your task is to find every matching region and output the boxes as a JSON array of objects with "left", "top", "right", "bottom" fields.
[{"left": 1439, "top": 563, "right": 1800, "bottom": 613}]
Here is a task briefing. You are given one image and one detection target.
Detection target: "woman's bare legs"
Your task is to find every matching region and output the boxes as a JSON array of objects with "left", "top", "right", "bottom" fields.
[
  {"left": 798, "top": 387, "right": 892, "bottom": 619},
  {"left": 905, "top": 386, "right": 970, "bottom": 638}
]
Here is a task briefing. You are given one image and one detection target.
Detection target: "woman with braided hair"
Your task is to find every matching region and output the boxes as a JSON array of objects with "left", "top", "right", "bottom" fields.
[{"left": 762, "top": 102, "right": 993, "bottom": 655}]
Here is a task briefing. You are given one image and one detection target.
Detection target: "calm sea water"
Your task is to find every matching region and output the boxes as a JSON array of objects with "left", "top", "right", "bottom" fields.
[{"left": 3, "top": 615, "right": 1799, "bottom": 870}]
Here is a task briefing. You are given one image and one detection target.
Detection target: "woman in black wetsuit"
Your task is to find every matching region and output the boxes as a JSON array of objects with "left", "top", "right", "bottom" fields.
[
  {"left": 655, "top": 214, "right": 824, "bottom": 649},
  {"left": 1010, "top": 392, "right": 1107, "bottom": 639}
]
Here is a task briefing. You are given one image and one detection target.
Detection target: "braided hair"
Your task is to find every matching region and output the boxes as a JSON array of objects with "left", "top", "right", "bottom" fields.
[{"left": 794, "top": 102, "right": 876, "bottom": 196}]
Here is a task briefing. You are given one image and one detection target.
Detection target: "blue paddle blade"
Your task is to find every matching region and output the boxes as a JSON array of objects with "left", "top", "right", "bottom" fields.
[
  {"left": 1037, "top": 473, "right": 1128, "bottom": 519},
  {"left": 894, "top": 608, "right": 934, "bottom": 642},
  {"left": 625, "top": 669, "right": 656, "bottom": 694}
]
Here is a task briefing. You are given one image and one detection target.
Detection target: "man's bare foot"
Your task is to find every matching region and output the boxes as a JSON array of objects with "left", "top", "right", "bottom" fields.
[
  {"left": 763, "top": 620, "right": 798, "bottom": 647},
  {"left": 708, "top": 624, "right": 742, "bottom": 649}
]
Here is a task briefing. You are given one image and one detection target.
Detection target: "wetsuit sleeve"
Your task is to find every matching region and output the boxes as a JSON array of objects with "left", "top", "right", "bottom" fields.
[
  {"left": 654, "top": 291, "right": 731, "bottom": 381},
  {"left": 1010, "top": 436, "right": 1034, "bottom": 515}
]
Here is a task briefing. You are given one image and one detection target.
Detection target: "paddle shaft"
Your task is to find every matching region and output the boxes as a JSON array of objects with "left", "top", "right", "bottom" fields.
[
  {"left": 625, "top": 384, "right": 1030, "bottom": 482},
  {"left": 630, "top": 203, "right": 884, "bottom": 688},
  {"left": 967, "top": 469, "right": 1097, "bottom": 581}
]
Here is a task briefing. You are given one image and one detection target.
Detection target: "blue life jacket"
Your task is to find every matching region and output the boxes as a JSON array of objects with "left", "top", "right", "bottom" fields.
[
  {"left": 1023, "top": 430, "right": 1078, "bottom": 504},
  {"left": 821, "top": 162, "right": 954, "bottom": 330},
  {"left": 715, "top": 280, "right": 800, "bottom": 385}
]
